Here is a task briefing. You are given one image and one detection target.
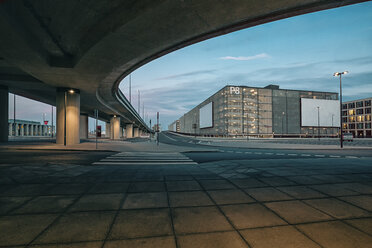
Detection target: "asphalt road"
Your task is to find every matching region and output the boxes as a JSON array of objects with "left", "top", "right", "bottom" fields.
[
  {"left": 0, "top": 149, "right": 115, "bottom": 165},
  {"left": 159, "top": 131, "right": 372, "bottom": 163}
]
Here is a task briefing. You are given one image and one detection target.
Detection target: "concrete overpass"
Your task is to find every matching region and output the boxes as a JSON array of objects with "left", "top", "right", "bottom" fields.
[{"left": 0, "top": 0, "right": 367, "bottom": 144}]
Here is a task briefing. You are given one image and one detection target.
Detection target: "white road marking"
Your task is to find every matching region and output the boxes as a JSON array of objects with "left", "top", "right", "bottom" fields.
[
  {"left": 330, "top": 155, "right": 341, "bottom": 158},
  {"left": 301, "top": 154, "right": 311, "bottom": 157},
  {"left": 265, "top": 153, "right": 273, "bottom": 155},
  {"left": 276, "top": 153, "right": 285, "bottom": 156},
  {"left": 245, "top": 152, "right": 252, "bottom": 154},
  {"left": 346, "top": 156, "right": 358, "bottom": 159}
]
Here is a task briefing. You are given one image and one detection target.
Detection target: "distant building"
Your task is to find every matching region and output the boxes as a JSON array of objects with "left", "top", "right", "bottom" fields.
[
  {"left": 8, "top": 119, "right": 53, "bottom": 137},
  {"left": 168, "top": 120, "right": 180, "bottom": 132},
  {"left": 342, "top": 97, "right": 372, "bottom": 138},
  {"left": 172, "top": 85, "right": 340, "bottom": 137}
]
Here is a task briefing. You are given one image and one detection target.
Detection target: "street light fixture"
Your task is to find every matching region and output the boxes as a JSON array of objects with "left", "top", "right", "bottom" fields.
[
  {"left": 317, "top": 106, "right": 320, "bottom": 141},
  {"left": 333, "top": 71, "right": 348, "bottom": 148}
]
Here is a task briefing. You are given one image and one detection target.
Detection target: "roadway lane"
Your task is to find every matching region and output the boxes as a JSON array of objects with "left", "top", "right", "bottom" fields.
[{"left": 159, "top": 131, "right": 372, "bottom": 163}]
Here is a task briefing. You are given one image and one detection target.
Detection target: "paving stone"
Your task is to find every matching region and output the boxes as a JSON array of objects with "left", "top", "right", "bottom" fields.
[
  {"left": 199, "top": 179, "right": 236, "bottom": 190},
  {"left": 0, "top": 196, "right": 31, "bottom": 214},
  {"left": 3, "top": 184, "right": 51, "bottom": 196},
  {"left": 122, "top": 192, "right": 168, "bottom": 209},
  {"left": 340, "top": 195, "right": 372, "bottom": 211},
  {"left": 169, "top": 191, "right": 213, "bottom": 207},
  {"left": 221, "top": 203, "right": 285, "bottom": 229},
  {"left": 35, "top": 212, "right": 114, "bottom": 244},
  {"left": 297, "top": 221, "right": 372, "bottom": 248},
  {"left": 109, "top": 209, "right": 172, "bottom": 239},
  {"left": 259, "top": 177, "right": 296, "bottom": 186},
  {"left": 277, "top": 186, "right": 326, "bottom": 199},
  {"left": 265, "top": 200, "right": 333, "bottom": 224},
  {"left": 309, "top": 184, "right": 359, "bottom": 197},
  {"left": 29, "top": 241, "right": 102, "bottom": 247},
  {"left": 88, "top": 182, "right": 129, "bottom": 194},
  {"left": 69, "top": 194, "right": 123, "bottom": 211},
  {"left": 230, "top": 178, "right": 267, "bottom": 188},
  {"left": 104, "top": 236, "right": 176, "bottom": 248},
  {"left": 241, "top": 225, "right": 321, "bottom": 248},
  {"left": 0, "top": 214, "right": 57, "bottom": 246},
  {"left": 286, "top": 176, "right": 324, "bottom": 185},
  {"left": 165, "top": 175, "right": 194, "bottom": 181},
  {"left": 208, "top": 189, "right": 255, "bottom": 205},
  {"left": 13, "top": 195, "right": 76, "bottom": 214},
  {"left": 166, "top": 180, "right": 201, "bottom": 191},
  {"left": 46, "top": 184, "right": 91, "bottom": 195},
  {"left": 345, "top": 183, "right": 372, "bottom": 194},
  {"left": 178, "top": 231, "right": 248, "bottom": 248},
  {"left": 128, "top": 181, "right": 165, "bottom": 192},
  {"left": 346, "top": 218, "right": 372, "bottom": 236},
  {"left": 173, "top": 206, "right": 233, "bottom": 234},
  {"left": 245, "top": 187, "right": 292, "bottom": 202},
  {"left": 304, "top": 198, "right": 371, "bottom": 219}
]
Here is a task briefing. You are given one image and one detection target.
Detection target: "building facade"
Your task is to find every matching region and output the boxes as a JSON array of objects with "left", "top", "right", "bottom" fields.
[
  {"left": 173, "top": 85, "right": 339, "bottom": 137},
  {"left": 168, "top": 120, "right": 180, "bottom": 132},
  {"left": 8, "top": 119, "right": 53, "bottom": 137},
  {"left": 342, "top": 98, "right": 372, "bottom": 138}
]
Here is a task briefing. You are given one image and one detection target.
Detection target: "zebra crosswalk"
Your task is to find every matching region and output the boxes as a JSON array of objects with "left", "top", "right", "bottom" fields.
[{"left": 92, "top": 152, "right": 197, "bottom": 165}]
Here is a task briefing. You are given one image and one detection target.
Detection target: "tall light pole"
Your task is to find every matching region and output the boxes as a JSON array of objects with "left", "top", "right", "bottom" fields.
[
  {"left": 317, "top": 106, "right": 320, "bottom": 141},
  {"left": 129, "top": 74, "right": 132, "bottom": 103},
  {"left": 333, "top": 71, "right": 348, "bottom": 148},
  {"left": 282, "top": 111, "right": 285, "bottom": 138}
]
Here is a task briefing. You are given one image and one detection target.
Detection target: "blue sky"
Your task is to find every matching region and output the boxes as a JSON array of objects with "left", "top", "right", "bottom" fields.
[{"left": 9, "top": 2, "right": 372, "bottom": 131}]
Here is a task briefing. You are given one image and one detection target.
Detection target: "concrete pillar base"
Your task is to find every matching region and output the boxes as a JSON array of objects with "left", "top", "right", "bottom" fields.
[
  {"left": 110, "top": 116, "right": 120, "bottom": 140},
  {"left": 126, "top": 124, "right": 133, "bottom": 138},
  {"left": 105, "top": 122, "right": 111, "bottom": 138},
  {"left": 79, "top": 114, "right": 88, "bottom": 139},
  {"left": 134, "top": 127, "right": 139, "bottom": 137},
  {"left": 56, "top": 88, "right": 80, "bottom": 145}
]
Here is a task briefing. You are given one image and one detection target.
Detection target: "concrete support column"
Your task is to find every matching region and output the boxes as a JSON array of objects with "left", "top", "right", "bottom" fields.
[
  {"left": 0, "top": 86, "right": 8, "bottom": 142},
  {"left": 25, "top": 124, "right": 29, "bottom": 136},
  {"left": 56, "top": 88, "right": 80, "bottom": 145},
  {"left": 8, "top": 123, "right": 12, "bottom": 136},
  {"left": 30, "top": 125, "right": 34, "bottom": 136},
  {"left": 126, "top": 124, "right": 133, "bottom": 138},
  {"left": 133, "top": 127, "right": 139, "bottom": 137},
  {"left": 39, "top": 125, "right": 43, "bottom": 136},
  {"left": 79, "top": 114, "right": 88, "bottom": 139},
  {"left": 119, "top": 126, "right": 123, "bottom": 138},
  {"left": 105, "top": 122, "right": 111, "bottom": 138},
  {"left": 110, "top": 116, "right": 120, "bottom": 140},
  {"left": 20, "top": 125, "right": 24, "bottom": 136},
  {"left": 15, "top": 124, "right": 19, "bottom": 136}
]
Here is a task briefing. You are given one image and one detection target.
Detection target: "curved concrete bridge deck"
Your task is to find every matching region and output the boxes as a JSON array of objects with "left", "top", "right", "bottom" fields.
[{"left": 0, "top": 0, "right": 367, "bottom": 144}]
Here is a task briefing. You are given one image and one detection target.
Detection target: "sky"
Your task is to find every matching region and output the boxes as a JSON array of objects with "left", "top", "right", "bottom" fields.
[{"left": 9, "top": 2, "right": 372, "bottom": 131}]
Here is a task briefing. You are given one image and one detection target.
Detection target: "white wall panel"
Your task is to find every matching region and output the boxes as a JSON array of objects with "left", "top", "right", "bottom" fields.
[
  {"left": 199, "top": 102, "right": 213, "bottom": 128},
  {"left": 301, "top": 98, "right": 340, "bottom": 127}
]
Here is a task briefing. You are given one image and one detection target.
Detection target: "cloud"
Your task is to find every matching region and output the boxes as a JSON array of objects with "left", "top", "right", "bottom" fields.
[
  {"left": 219, "top": 53, "right": 270, "bottom": 61},
  {"left": 155, "top": 69, "right": 216, "bottom": 80}
]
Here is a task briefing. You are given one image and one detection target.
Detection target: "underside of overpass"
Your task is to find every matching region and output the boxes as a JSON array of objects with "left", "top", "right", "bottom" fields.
[{"left": 0, "top": 0, "right": 368, "bottom": 143}]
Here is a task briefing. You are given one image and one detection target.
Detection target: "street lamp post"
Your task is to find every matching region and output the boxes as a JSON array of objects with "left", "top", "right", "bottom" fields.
[
  {"left": 282, "top": 111, "right": 285, "bottom": 138},
  {"left": 317, "top": 106, "right": 320, "bottom": 141},
  {"left": 333, "top": 71, "right": 348, "bottom": 148}
]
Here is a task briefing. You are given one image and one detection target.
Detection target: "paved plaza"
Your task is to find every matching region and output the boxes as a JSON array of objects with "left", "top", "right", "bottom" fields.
[{"left": 0, "top": 141, "right": 372, "bottom": 248}]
